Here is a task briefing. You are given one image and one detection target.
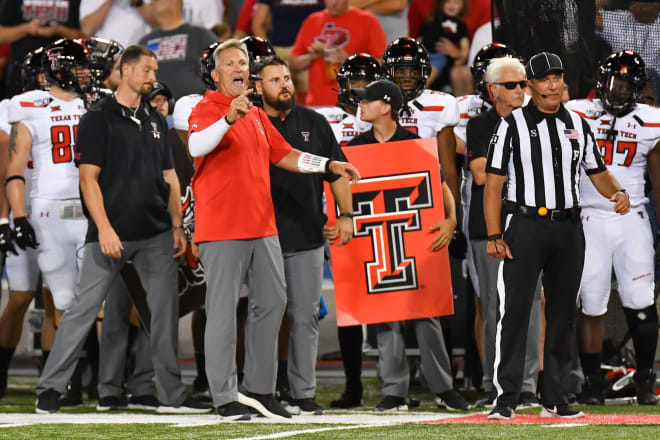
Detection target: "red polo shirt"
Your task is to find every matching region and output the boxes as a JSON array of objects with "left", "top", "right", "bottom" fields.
[{"left": 188, "top": 90, "right": 293, "bottom": 242}]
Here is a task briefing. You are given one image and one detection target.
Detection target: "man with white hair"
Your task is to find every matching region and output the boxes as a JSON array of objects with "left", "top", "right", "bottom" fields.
[
  {"left": 187, "top": 38, "right": 359, "bottom": 421},
  {"left": 466, "top": 56, "right": 541, "bottom": 408}
]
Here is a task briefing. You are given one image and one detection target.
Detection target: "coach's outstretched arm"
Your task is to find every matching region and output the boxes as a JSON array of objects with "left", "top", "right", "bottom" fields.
[{"left": 274, "top": 149, "right": 361, "bottom": 182}]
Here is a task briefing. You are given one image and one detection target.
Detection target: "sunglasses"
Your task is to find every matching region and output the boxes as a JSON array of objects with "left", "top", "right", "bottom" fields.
[{"left": 495, "top": 81, "right": 528, "bottom": 90}]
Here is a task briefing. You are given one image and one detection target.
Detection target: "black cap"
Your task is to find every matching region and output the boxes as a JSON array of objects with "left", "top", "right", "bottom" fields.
[
  {"left": 351, "top": 79, "right": 403, "bottom": 110},
  {"left": 526, "top": 52, "right": 564, "bottom": 79}
]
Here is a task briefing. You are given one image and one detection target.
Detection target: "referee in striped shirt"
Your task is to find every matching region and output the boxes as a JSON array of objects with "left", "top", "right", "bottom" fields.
[{"left": 484, "top": 52, "right": 630, "bottom": 420}]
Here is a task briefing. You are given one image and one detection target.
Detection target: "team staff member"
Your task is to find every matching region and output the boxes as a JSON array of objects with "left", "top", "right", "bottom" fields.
[
  {"left": 187, "top": 39, "right": 359, "bottom": 421},
  {"left": 344, "top": 79, "right": 467, "bottom": 412},
  {"left": 467, "top": 56, "right": 541, "bottom": 408},
  {"left": 255, "top": 56, "right": 353, "bottom": 416},
  {"left": 36, "top": 45, "right": 210, "bottom": 415},
  {"left": 484, "top": 52, "right": 630, "bottom": 420}
]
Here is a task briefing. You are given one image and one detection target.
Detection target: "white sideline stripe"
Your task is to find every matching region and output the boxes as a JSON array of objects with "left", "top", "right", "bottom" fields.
[{"left": 226, "top": 425, "right": 369, "bottom": 440}]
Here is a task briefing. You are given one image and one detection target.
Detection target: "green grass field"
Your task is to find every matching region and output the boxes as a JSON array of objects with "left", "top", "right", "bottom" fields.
[{"left": 0, "top": 377, "right": 658, "bottom": 439}]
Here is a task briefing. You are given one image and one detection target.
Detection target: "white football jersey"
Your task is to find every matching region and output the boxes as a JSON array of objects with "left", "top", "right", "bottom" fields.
[
  {"left": 398, "top": 89, "right": 459, "bottom": 138},
  {"left": 173, "top": 94, "right": 203, "bottom": 131},
  {"left": 8, "top": 90, "right": 85, "bottom": 200},
  {"left": 314, "top": 106, "right": 371, "bottom": 147},
  {"left": 566, "top": 98, "right": 660, "bottom": 212},
  {"left": 454, "top": 94, "right": 491, "bottom": 143}
]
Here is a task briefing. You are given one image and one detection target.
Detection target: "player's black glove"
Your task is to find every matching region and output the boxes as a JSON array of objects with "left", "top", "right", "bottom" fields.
[
  {"left": 12, "top": 217, "right": 39, "bottom": 250},
  {"left": 0, "top": 223, "right": 18, "bottom": 256}
]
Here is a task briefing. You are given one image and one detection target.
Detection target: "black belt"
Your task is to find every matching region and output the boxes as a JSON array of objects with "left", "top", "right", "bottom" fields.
[{"left": 506, "top": 202, "right": 580, "bottom": 222}]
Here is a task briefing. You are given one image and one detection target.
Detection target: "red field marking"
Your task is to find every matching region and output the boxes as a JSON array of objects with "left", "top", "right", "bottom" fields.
[{"left": 422, "top": 414, "right": 660, "bottom": 425}]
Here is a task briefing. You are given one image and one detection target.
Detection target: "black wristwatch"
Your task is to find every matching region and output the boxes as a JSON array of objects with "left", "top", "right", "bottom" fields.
[
  {"left": 614, "top": 188, "right": 629, "bottom": 198},
  {"left": 338, "top": 212, "right": 353, "bottom": 219}
]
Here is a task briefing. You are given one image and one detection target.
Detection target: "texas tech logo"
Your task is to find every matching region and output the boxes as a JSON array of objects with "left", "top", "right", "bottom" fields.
[{"left": 346, "top": 171, "right": 433, "bottom": 294}]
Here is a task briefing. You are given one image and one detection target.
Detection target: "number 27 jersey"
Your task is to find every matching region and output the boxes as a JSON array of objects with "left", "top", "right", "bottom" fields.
[{"left": 8, "top": 90, "right": 86, "bottom": 200}]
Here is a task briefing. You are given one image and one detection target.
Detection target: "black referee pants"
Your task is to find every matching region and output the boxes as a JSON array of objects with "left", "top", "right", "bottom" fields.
[{"left": 493, "top": 213, "right": 585, "bottom": 408}]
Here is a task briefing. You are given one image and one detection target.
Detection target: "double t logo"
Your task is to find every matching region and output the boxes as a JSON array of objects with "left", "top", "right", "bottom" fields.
[{"left": 345, "top": 172, "right": 433, "bottom": 294}]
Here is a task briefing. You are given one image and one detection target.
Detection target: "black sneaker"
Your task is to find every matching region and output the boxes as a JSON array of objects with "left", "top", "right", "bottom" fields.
[
  {"left": 488, "top": 406, "right": 514, "bottom": 420},
  {"left": 634, "top": 369, "right": 659, "bottom": 405},
  {"left": 96, "top": 395, "right": 128, "bottom": 411},
  {"left": 217, "top": 401, "right": 251, "bottom": 421},
  {"left": 128, "top": 395, "right": 159, "bottom": 410},
  {"left": 376, "top": 395, "right": 408, "bottom": 412},
  {"left": 157, "top": 396, "right": 212, "bottom": 414},
  {"left": 330, "top": 391, "right": 362, "bottom": 409},
  {"left": 285, "top": 398, "right": 324, "bottom": 415},
  {"left": 540, "top": 404, "right": 585, "bottom": 418},
  {"left": 435, "top": 390, "right": 469, "bottom": 411},
  {"left": 276, "top": 384, "right": 292, "bottom": 404},
  {"left": 475, "top": 390, "right": 497, "bottom": 408},
  {"left": 59, "top": 390, "right": 83, "bottom": 407},
  {"left": 36, "top": 389, "right": 61, "bottom": 414},
  {"left": 578, "top": 373, "right": 605, "bottom": 405},
  {"left": 406, "top": 397, "right": 420, "bottom": 408},
  {"left": 239, "top": 391, "right": 292, "bottom": 420},
  {"left": 192, "top": 377, "right": 211, "bottom": 401},
  {"left": 518, "top": 391, "right": 540, "bottom": 408}
]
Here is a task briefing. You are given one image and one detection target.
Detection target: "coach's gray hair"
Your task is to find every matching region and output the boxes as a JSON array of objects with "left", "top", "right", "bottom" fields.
[
  {"left": 486, "top": 57, "right": 526, "bottom": 84},
  {"left": 213, "top": 39, "right": 249, "bottom": 68}
]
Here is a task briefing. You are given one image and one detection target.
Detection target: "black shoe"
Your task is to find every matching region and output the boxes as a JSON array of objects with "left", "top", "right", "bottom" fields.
[
  {"left": 36, "top": 389, "right": 61, "bottom": 414},
  {"left": 488, "top": 405, "right": 514, "bottom": 420},
  {"left": 435, "top": 390, "right": 469, "bottom": 411},
  {"left": 330, "top": 391, "right": 363, "bottom": 409},
  {"left": 376, "top": 395, "right": 407, "bottom": 412},
  {"left": 518, "top": 391, "right": 540, "bottom": 408},
  {"left": 579, "top": 373, "right": 605, "bottom": 405},
  {"left": 540, "top": 403, "right": 585, "bottom": 418},
  {"left": 239, "top": 391, "right": 292, "bottom": 419},
  {"left": 406, "top": 396, "right": 420, "bottom": 408},
  {"left": 286, "top": 398, "right": 324, "bottom": 415},
  {"left": 59, "top": 391, "right": 83, "bottom": 407},
  {"left": 475, "top": 390, "right": 497, "bottom": 408},
  {"left": 634, "top": 369, "right": 659, "bottom": 405},
  {"left": 217, "top": 401, "right": 251, "bottom": 421},
  {"left": 276, "top": 384, "right": 292, "bottom": 404},
  {"left": 157, "top": 396, "right": 212, "bottom": 414},
  {"left": 97, "top": 395, "right": 128, "bottom": 411},
  {"left": 127, "top": 395, "right": 159, "bottom": 410},
  {"left": 192, "top": 376, "right": 211, "bottom": 401}
]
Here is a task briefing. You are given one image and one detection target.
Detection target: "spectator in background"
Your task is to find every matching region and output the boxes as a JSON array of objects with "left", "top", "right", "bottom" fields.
[
  {"left": 252, "top": 0, "right": 324, "bottom": 99},
  {"left": 80, "top": 0, "right": 151, "bottom": 48},
  {"left": 350, "top": 0, "right": 409, "bottom": 44},
  {"left": 290, "top": 0, "right": 387, "bottom": 107},
  {"left": 419, "top": 0, "right": 472, "bottom": 95},
  {"left": 409, "top": 0, "right": 490, "bottom": 39},
  {"left": 139, "top": 0, "right": 216, "bottom": 99},
  {"left": 181, "top": 0, "right": 227, "bottom": 30},
  {"left": 233, "top": 0, "right": 257, "bottom": 39},
  {"left": 0, "top": 0, "right": 85, "bottom": 98}
]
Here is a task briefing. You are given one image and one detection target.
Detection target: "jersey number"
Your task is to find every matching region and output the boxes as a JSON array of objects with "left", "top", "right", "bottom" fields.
[
  {"left": 51, "top": 125, "right": 78, "bottom": 164},
  {"left": 596, "top": 139, "right": 637, "bottom": 167}
]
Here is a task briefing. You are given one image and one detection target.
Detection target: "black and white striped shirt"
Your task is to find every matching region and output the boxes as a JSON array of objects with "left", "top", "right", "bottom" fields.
[{"left": 486, "top": 103, "right": 606, "bottom": 209}]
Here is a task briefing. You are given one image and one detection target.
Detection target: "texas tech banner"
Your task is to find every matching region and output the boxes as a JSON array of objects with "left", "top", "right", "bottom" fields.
[{"left": 325, "top": 138, "right": 453, "bottom": 326}]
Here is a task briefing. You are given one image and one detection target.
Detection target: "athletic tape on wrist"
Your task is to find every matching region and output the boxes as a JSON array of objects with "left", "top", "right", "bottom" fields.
[
  {"left": 0, "top": 218, "right": 9, "bottom": 225},
  {"left": 298, "top": 152, "right": 329, "bottom": 174}
]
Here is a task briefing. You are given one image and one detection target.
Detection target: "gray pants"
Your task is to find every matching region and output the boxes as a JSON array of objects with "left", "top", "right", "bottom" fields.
[
  {"left": 200, "top": 236, "right": 286, "bottom": 407},
  {"left": 37, "top": 232, "right": 187, "bottom": 406},
  {"left": 472, "top": 239, "right": 541, "bottom": 393},
  {"left": 98, "top": 273, "right": 155, "bottom": 398},
  {"left": 283, "top": 246, "right": 324, "bottom": 400},
  {"left": 377, "top": 318, "right": 453, "bottom": 397}
]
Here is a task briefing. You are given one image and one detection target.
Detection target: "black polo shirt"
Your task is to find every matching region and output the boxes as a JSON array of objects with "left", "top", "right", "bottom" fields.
[
  {"left": 348, "top": 123, "right": 419, "bottom": 146},
  {"left": 77, "top": 96, "right": 174, "bottom": 243},
  {"left": 268, "top": 104, "right": 347, "bottom": 253},
  {"left": 466, "top": 107, "right": 501, "bottom": 239}
]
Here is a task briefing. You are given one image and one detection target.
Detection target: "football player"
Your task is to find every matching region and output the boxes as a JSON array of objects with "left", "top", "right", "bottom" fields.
[{"left": 567, "top": 50, "right": 660, "bottom": 406}]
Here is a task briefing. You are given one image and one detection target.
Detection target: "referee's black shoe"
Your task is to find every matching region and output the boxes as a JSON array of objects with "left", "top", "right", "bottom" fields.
[
  {"left": 487, "top": 405, "right": 514, "bottom": 420},
  {"left": 217, "top": 401, "right": 252, "bottom": 421},
  {"left": 35, "top": 389, "right": 61, "bottom": 414},
  {"left": 635, "top": 369, "right": 659, "bottom": 405},
  {"left": 239, "top": 391, "right": 292, "bottom": 420},
  {"left": 539, "top": 403, "right": 585, "bottom": 418}
]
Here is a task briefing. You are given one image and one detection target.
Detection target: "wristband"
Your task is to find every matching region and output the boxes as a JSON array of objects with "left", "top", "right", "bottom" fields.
[
  {"left": 172, "top": 225, "right": 183, "bottom": 231},
  {"left": 224, "top": 114, "right": 234, "bottom": 125},
  {"left": 0, "top": 218, "right": 8, "bottom": 225},
  {"left": 487, "top": 233, "right": 502, "bottom": 241},
  {"left": 5, "top": 175, "right": 25, "bottom": 185},
  {"left": 338, "top": 212, "right": 353, "bottom": 219},
  {"left": 298, "top": 152, "right": 329, "bottom": 173}
]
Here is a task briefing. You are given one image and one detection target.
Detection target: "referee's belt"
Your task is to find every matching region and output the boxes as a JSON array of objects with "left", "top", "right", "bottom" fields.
[{"left": 507, "top": 202, "right": 580, "bottom": 222}]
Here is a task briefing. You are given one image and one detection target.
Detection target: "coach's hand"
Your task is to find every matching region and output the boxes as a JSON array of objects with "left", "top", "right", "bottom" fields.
[
  {"left": 226, "top": 89, "right": 254, "bottom": 124},
  {"left": 335, "top": 216, "right": 354, "bottom": 247},
  {"left": 99, "top": 224, "right": 123, "bottom": 259},
  {"left": 12, "top": 217, "right": 39, "bottom": 250},
  {"left": 328, "top": 161, "right": 361, "bottom": 183},
  {"left": 173, "top": 227, "right": 187, "bottom": 258},
  {"left": 487, "top": 238, "right": 513, "bottom": 260},
  {"left": 0, "top": 223, "right": 18, "bottom": 256},
  {"left": 611, "top": 190, "right": 630, "bottom": 215}
]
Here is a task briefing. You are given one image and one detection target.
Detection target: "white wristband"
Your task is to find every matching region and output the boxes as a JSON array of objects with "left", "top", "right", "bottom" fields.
[
  {"left": 0, "top": 218, "right": 9, "bottom": 225},
  {"left": 298, "top": 152, "right": 329, "bottom": 173}
]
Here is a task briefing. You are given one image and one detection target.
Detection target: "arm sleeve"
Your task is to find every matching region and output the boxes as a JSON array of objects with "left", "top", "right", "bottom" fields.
[
  {"left": 485, "top": 118, "right": 511, "bottom": 176},
  {"left": 77, "top": 111, "right": 108, "bottom": 168},
  {"left": 187, "top": 103, "right": 232, "bottom": 158},
  {"left": 581, "top": 118, "right": 606, "bottom": 175}
]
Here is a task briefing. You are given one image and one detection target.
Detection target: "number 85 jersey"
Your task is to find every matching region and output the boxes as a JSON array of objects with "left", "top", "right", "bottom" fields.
[
  {"left": 8, "top": 90, "right": 86, "bottom": 200},
  {"left": 567, "top": 98, "right": 660, "bottom": 213}
]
